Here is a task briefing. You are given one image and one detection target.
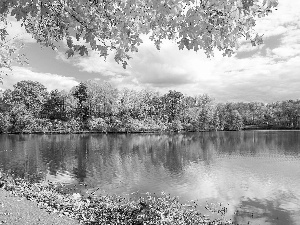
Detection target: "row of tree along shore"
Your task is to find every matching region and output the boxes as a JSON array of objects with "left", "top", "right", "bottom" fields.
[{"left": 0, "top": 80, "right": 299, "bottom": 134}]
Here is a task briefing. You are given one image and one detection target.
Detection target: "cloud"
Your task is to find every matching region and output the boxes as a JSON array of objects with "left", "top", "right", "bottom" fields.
[
  {"left": 0, "top": 67, "right": 78, "bottom": 91},
  {"left": 31, "top": 0, "right": 300, "bottom": 103},
  {"left": 5, "top": 16, "right": 35, "bottom": 44}
]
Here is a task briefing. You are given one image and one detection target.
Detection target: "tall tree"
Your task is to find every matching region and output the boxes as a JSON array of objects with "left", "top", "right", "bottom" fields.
[
  {"left": 162, "top": 90, "right": 184, "bottom": 123},
  {"left": 194, "top": 94, "right": 215, "bottom": 130},
  {"left": 41, "top": 89, "right": 66, "bottom": 120},
  {"left": 1, "top": 0, "right": 278, "bottom": 73},
  {"left": 84, "top": 80, "right": 118, "bottom": 118},
  {"left": 73, "top": 82, "right": 89, "bottom": 126},
  {"left": 10, "top": 80, "right": 48, "bottom": 117}
]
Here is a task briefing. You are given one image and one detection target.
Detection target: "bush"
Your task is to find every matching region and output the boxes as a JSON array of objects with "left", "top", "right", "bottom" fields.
[
  {"left": 168, "top": 119, "right": 183, "bottom": 132},
  {"left": 65, "top": 118, "right": 81, "bottom": 133},
  {"left": 143, "top": 118, "right": 164, "bottom": 132},
  {"left": 25, "top": 118, "right": 51, "bottom": 133},
  {"left": 87, "top": 117, "right": 108, "bottom": 132},
  {"left": 0, "top": 112, "right": 10, "bottom": 133},
  {"left": 108, "top": 116, "right": 124, "bottom": 132}
]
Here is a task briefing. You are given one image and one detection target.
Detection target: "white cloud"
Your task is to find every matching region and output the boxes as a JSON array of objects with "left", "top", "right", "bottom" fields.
[
  {"left": 6, "top": 16, "right": 35, "bottom": 44},
  {"left": 0, "top": 67, "right": 78, "bottom": 91},
  {"left": 40, "top": 0, "right": 300, "bottom": 102}
]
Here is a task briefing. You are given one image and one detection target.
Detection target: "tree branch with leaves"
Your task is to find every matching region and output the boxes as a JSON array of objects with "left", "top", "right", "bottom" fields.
[{"left": 0, "top": 0, "right": 278, "bottom": 73}]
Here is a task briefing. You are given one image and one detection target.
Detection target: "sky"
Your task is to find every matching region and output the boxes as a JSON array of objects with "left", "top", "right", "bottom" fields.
[{"left": 1, "top": 0, "right": 300, "bottom": 103}]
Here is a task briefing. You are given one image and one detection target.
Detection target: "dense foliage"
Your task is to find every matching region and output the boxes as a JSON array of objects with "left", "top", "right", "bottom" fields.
[
  {"left": 0, "top": 0, "right": 278, "bottom": 74},
  {"left": 1, "top": 80, "right": 300, "bottom": 134}
]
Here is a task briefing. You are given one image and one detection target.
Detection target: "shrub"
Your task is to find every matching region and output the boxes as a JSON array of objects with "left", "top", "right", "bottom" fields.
[
  {"left": 0, "top": 112, "right": 10, "bottom": 133},
  {"left": 168, "top": 119, "right": 183, "bottom": 132},
  {"left": 87, "top": 117, "right": 108, "bottom": 132},
  {"left": 65, "top": 118, "right": 81, "bottom": 133}
]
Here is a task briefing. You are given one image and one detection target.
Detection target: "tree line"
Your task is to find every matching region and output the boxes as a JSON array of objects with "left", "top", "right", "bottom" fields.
[{"left": 0, "top": 80, "right": 299, "bottom": 134}]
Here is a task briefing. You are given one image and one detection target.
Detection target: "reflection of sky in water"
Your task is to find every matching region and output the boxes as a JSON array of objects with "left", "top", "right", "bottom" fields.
[{"left": 171, "top": 157, "right": 300, "bottom": 224}]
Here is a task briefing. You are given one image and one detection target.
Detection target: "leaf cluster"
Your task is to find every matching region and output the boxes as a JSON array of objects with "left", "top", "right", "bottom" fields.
[{"left": 0, "top": 0, "right": 278, "bottom": 71}]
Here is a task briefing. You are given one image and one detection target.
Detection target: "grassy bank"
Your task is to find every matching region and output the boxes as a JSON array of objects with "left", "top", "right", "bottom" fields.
[{"left": 0, "top": 171, "right": 232, "bottom": 225}]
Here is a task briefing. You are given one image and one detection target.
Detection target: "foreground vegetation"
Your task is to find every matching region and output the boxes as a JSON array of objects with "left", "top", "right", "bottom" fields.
[
  {"left": 0, "top": 170, "right": 231, "bottom": 225},
  {"left": 1, "top": 80, "right": 299, "bottom": 134}
]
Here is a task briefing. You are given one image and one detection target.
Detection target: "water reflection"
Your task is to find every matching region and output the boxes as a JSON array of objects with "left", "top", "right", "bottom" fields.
[
  {"left": 233, "top": 198, "right": 295, "bottom": 225},
  {"left": 1, "top": 131, "right": 300, "bottom": 224}
]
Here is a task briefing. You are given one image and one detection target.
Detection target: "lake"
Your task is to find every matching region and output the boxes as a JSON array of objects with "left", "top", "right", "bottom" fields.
[{"left": 1, "top": 131, "right": 300, "bottom": 224}]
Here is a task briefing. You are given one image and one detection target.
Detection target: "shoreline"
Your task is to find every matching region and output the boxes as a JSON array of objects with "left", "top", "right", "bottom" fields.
[
  {"left": 1, "top": 127, "right": 300, "bottom": 135},
  {"left": 0, "top": 188, "right": 78, "bottom": 225},
  {"left": 0, "top": 171, "right": 231, "bottom": 225}
]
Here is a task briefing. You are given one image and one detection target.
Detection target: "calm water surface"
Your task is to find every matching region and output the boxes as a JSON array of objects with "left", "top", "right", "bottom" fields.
[{"left": 1, "top": 131, "right": 300, "bottom": 224}]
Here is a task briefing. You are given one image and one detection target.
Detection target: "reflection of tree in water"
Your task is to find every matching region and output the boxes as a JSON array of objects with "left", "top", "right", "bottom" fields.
[
  {"left": 233, "top": 198, "right": 294, "bottom": 225},
  {"left": 164, "top": 138, "right": 183, "bottom": 175},
  {"left": 39, "top": 135, "right": 69, "bottom": 176},
  {"left": 72, "top": 135, "right": 90, "bottom": 182},
  {"left": 0, "top": 135, "right": 43, "bottom": 179}
]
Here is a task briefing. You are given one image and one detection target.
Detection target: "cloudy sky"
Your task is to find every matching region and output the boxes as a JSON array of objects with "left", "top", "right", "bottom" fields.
[{"left": 1, "top": 0, "right": 300, "bottom": 103}]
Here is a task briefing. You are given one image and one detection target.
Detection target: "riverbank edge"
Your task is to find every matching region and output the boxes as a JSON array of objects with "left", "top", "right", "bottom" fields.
[
  {"left": 1, "top": 126, "right": 299, "bottom": 135},
  {"left": 0, "top": 188, "right": 79, "bottom": 225},
  {"left": 0, "top": 171, "right": 232, "bottom": 225},
  {"left": 2, "top": 123, "right": 300, "bottom": 135}
]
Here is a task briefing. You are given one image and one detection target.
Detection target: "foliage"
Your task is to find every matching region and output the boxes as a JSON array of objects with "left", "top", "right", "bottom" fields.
[
  {"left": 87, "top": 117, "right": 108, "bottom": 132},
  {"left": 73, "top": 82, "right": 90, "bottom": 128},
  {"left": 162, "top": 90, "right": 184, "bottom": 123},
  {"left": 2, "top": 79, "right": 300, "bottom": 133},
  {"left": 8, "top": 103, "right": 35, "bottom": 133},
  {"left": 65, "top": 118, "right": 81, "bottom": 133},
  {"left": 0, "top": 112, "right": 10, "bottom": 132},
  {"left": 0, "top": 171, "right": 232, "bottom": 225},
  {"left": 83, "top": 80, "right": 118, "bottom": 118},
  {"left": 0, "top": 0, "right": 278, "bottom": 72},
  {"left": 225, "top": 109, "right": 244, "bottom": 131},
  {"left": 10, "top": 80, "right": 49, "bottom": 117},
  {"left": 168, "top": 119, "right": 184, "bottom": 132},
  {"left": 193, "top": 94, "right": 215, "bottom": 131},
  {"left": 42, "top": 89, "right": 67, "bottom": 121},
  {"left": 107, "top": 116, "right": 124, "bottom": 132}
]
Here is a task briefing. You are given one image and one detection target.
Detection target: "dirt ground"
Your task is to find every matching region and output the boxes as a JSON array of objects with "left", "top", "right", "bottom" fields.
[{"left": 0, "top": 189, "right": 79, "bottom": 225}]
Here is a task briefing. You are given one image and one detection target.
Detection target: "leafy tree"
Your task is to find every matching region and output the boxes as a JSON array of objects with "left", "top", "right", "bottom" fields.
[
  {"left": 73, "top": 82, "right": 89, "bottom": 127},
  {"left": 228, "top": 109, "right": 244, "bottom": 130},
  {"left": 83, "top": 80, "right": 118, "bottom": 118},
  {"left": 162, "top": 90, "right": 184, "bottom": 123},
  {"left": 0, "top": 26, "right": 27, "bottom": 79},
  {"left": 214, "top": 103, "right": 227, "bottom": 130},
  {"left": 194, "top": 94, "right": 215, "bottom": 130},
  {"left": 148, "top": 94, "right": 165, "bottom": 122},
  {"left": 0, "top": 89, "right": 9, "bottom": 113},
  {"left": 223, "top": 103, "right": 244, "bottom": 130},
  {"left": 41, "top": 89, "right": 67, "bottom": 121},
  {"left": 1, "top": 0, "right": 278, "bottom": 72},
  {"left": 0, "top": 112, "right": 10, "bottom": 132},
  {"left": 8, "top": 103, "right": 35, "bottom": 132},
  {"left": 280, "top": 100, "right": 300, "bottom": 128},
  {"left": 116, "top": 88, "right": 134, "bottom": 120},
  {"left": 134, "top": 89, "right": 158, "bottom": 120},
  {"left": 248, "top": 102, "right": 264, "bottom": 125},
  {"left": 10, "top": 80, "right": 48, "bottom": 117}
]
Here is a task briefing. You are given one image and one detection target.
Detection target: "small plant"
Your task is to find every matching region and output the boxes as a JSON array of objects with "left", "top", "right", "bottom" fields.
[{"left": 0, "top": 170, "right": 232, "bottom": 225}]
